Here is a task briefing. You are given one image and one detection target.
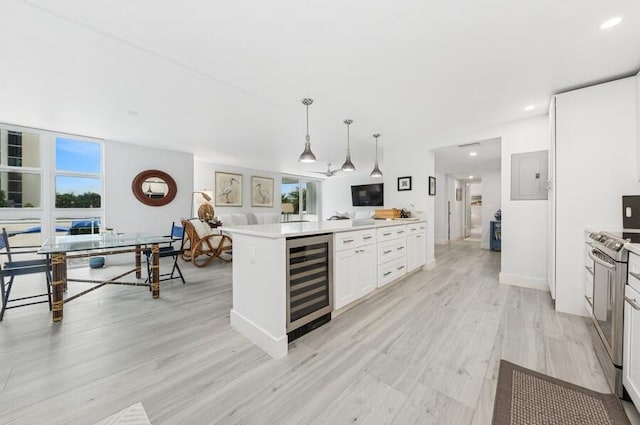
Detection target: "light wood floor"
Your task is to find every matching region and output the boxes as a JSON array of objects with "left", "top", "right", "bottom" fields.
[{"left": 1, "top": 242, "right": 639, "bottom": 424}]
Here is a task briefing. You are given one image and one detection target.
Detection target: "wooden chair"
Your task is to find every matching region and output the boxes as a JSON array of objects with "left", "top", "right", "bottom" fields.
[
  {"left": 0, "top": 228, "right": 52, "bottom": 321},
  {"left": 181, "top": 219, "right": 232, "bottom": 267}
]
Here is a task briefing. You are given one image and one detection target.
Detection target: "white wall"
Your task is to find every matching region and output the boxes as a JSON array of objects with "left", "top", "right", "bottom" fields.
[
  {"left": 428, "top": 115, "right": 548, "bottom": 291},
  {"left": 480, "top": 170, "right": 501, "bottom": 249},
  {"left": 383, "top": 145, "right": 436, "bottom": 267},
  {"left": 104, "top": 141, "right": 193, "bottom": 235},
  {"left": 321, "top": 173, "right": 383, "bottom": 220},
  {"left": 434, "top": 172, "right": 447, "bottom": 244},
  {"left": 499, "top": 117, "right": 548, "bottom": 290},
  {"left": 555, "top": 76, "right": 638, "bottom": 316},
  {"left": 194, "top": 159, "right": 282, "bottom": 219}
]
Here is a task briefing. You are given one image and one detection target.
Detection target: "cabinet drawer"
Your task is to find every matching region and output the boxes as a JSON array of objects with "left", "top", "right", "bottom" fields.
[
  {"left": 377, "top": 225, "right": 407, "bottom": 241},
  {"left": 377, "top": 238, "right": 406, "bottom": 263},
  {"left": 378, "top": 257, "right": 407, "bottom": 287},
  {"left": 334, "top": 229, "right": 376, "bottom": 251}
]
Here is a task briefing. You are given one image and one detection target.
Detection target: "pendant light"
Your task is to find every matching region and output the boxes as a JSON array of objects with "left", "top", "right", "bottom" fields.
[
  {"left": 298, "top": 98, "right": 317, "bottom": 163},
  {"left": 341, "top": 119, "right": 355, "bottom": 172},
  {"left": 370, "top": 133, "right": 383, "bottom": 178}
]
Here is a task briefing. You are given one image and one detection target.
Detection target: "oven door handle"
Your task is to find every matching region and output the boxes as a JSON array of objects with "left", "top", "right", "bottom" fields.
[
  {"left": 625, "top": 296, "right": 640, "bottom": 310},
  {"left": 588, "top": 250, "right": 616, "bottom": 270}
]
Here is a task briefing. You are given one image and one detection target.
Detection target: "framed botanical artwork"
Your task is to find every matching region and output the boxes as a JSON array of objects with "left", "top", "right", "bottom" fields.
[
  {"left": 398, "top": 176, "right": 412, "bottom": 191},
  {"left": 429, "top": 176, "right": 436, "bottom": 196},
  {"left": 215, "top": 171, "right": 243, "bottom": 207},
  {"left": 251, "top": 176, "right": 274, "bottom": 207}
]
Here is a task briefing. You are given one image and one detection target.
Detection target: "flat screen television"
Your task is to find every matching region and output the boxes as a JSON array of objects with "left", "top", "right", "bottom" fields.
[{"left": 351, "top": 183, "right": 384, "bottom": 207}]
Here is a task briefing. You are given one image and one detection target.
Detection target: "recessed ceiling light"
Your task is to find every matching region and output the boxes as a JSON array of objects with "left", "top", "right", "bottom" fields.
[
  {"left": 468, "top": 175, "right": 474, "bottom": 179},
  {"left": 469, "top": 151, "right": 478, "bottom": 157},
  {"left": 524, "top": 105, "right": 535, "bottom": 111},
  {"left": 600, "top": 17, "right": 622, "bottom": 29}
]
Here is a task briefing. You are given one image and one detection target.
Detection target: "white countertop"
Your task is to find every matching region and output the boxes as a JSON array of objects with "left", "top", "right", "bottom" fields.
[
  {"left": 626, "top": 243, "right": 640, "bottom": 256},
  {"left": 224, "top": 218, "right": 426, "bottom": 239}
]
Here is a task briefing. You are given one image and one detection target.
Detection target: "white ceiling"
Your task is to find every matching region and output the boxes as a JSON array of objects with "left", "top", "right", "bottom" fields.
[
  {"left": 0, "top": 0, "right": 639, "bottom": 177},
  {"left": 434, "top": 137, "right": 502, "bottom": 182}
]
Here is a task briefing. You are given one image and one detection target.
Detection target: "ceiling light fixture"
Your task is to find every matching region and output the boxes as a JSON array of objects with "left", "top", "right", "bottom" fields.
[
  {"left": 370, "top": 133, "right": 383, "bottom": 178},
  {"left": 600, "top": 17, "right": 622, "bottom": 29},
  {"left": 341, "top": 119, "right": 356, "bottom": 172},
  {"left": 468, "top": 175, "right": 474, "bottom": 179},
  {"left": 469, "top": 151, "right": 478, "bottom": 157},
  {"left": 298, "top": 98, "right": 317, "bottom": 163},
  {"left": 524, "top": 105, "right": 535, "bottom": 111}
]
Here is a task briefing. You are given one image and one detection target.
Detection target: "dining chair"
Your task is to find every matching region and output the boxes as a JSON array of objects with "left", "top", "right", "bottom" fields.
[
  {"left": 142, "top": 222, "right": 186, "bottom": 284},
  {"left": 0, "top": 228, "right": 52, "bottom": 321}
]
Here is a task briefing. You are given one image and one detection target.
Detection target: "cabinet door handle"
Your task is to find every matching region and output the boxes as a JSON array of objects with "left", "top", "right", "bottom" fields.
[
  {"left": 397, "top": 246, "right": 405, "bottom": 250},
  {"left": 383, "top": 271, "right": 393, "bottom": 277},
  {"left": 343, "top": 239, "right": 354, "bottom": 243},
  {"left": 383, "top": 232, "right": 392, "bottom": 236},
  {"left": 416, "top": 235, "right": 422, "bottom": 238},
  {"left": 397, "top": 266, "right": 405, "bottom": 270},
  {"left": 383, "top": 250, "right": 393, "bottom": 254},
  {"left": 397, "top": 231, "right": 405, "bottom": 234},
  {"left": 363, "top": 236, "right": 373, "bottom": 240},
  {"left": 410, "top": 228, "right": 417, "bottom": 231},
  {"left": 356, "top": 249, "right": 365, "bottom": 253},
  {"left": 626, "top": 296, "right": 640, "bottom": 310}
]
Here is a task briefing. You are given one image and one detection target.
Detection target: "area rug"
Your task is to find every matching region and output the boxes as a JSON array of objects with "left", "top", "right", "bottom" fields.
[
  {"left": 492, "top": 360, "right": 631, "bottom": 425},
  {"left": 93, "top": 402, "right": 152, "bottom": 425}
]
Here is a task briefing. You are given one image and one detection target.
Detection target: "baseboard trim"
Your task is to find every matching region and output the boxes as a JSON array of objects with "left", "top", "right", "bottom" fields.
[
  {"left": 425, "top": 258, "right": 436, "bottom": 270},
  {"left": 230, "top": 309, "right": 288, "bottom": 359},
  {"left": 499, "top": 273, "right": 549, "bottom": 292}
]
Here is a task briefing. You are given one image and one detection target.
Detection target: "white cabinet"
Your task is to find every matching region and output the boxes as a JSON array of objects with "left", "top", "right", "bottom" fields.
[
  {"left": 377, "top": 224, "right": 407, "bottom": 287},
  {"left": 407, "top": 224, "right": 427, "bottom": 272},
  {"left": 333, "top": 230, "right": 376, "bottom": 310},
  {"left": 623, "top": 282, "right": 640, "bottom": 407}
]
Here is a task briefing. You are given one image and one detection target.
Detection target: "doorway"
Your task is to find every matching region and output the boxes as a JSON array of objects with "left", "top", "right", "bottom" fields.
[{"left": 466, "top": 181, "right": 482, "bottom": 242}]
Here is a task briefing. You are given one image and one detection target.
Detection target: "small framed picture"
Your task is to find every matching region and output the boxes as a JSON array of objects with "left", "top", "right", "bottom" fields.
[
  {"left": 398, "top": 176, "right": 412, "bottom": 191},
  {"left": 251, "top": 176, "right": 274, "bottom": 207},
  {"left": 455, "top": 187, "right": 462, "bottom": 201},
  {"left": 429, "top": 176, "right": 436, "bottom": 196}
]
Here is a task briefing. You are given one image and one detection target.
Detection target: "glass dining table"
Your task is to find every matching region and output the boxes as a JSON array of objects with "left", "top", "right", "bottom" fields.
[{"left": 39, "top": 233, "right": 174, "bottom": 322}]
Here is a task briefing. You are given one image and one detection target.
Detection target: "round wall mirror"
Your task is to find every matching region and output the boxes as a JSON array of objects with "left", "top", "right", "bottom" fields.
[{"left": 131, "top": 169, "right": 177, "bottom": 207}]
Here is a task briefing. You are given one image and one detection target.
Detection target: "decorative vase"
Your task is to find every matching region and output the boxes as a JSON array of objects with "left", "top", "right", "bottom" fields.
[{"left": 89, "top": 256, "right": 105, "bottom": 269}]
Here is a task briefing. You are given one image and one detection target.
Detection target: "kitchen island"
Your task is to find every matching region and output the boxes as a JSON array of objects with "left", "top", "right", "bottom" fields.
[{"left": 224, "top": 219, "right": 427, "bottom": 358}]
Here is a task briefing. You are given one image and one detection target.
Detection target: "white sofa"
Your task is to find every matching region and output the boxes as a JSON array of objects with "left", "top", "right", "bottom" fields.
[{"left": 217, "top": 212, "right": 281, "bottom": 226}]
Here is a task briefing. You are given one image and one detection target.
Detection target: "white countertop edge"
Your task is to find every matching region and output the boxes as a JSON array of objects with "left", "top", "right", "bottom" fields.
[
  {"left": 626, "top": 243, "right": 640, "bottom": 256},
  {"left": 223, "top": 219, "right": 426, "bottom": 239}
]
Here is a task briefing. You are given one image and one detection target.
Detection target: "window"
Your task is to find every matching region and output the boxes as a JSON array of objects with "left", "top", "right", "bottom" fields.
[
  {"left": 55, "top": 138, "right": 102, "bottom": 208},
  {"left": 281, "top": 176, "right": 320, "bottom": 221},
  {"left": 0, "top": 124, "right": 104, "bottom": 246},
  {"left": 0, "top": 129, "right": 42, "bottom": 208}
]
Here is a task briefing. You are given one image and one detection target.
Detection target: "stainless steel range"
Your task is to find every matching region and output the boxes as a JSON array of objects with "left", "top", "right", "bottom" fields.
[{"left": 587, "top": 231, "right": 633, "bottom": 396}]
